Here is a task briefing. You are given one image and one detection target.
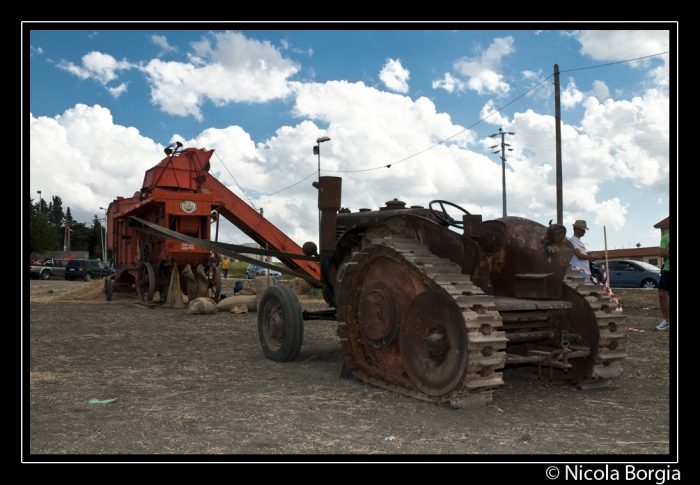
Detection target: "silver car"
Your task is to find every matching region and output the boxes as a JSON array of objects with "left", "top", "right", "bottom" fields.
[{"left": 246, "top": 264, "right": 282, "bottom": 279}]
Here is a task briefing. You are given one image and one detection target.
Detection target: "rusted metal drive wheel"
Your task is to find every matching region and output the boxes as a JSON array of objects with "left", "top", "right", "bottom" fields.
[
  {"left": 104, "top": 277, "right": 113, "bottom": 301},
  {"left": 136, "top": 262, "right": 155, "bottom": 303},
  {"left": 400, "top": 291, "right": 468, "bottom": 396},
  {"left": 258, "top": 285, "right": 304, "bottom": 362}
]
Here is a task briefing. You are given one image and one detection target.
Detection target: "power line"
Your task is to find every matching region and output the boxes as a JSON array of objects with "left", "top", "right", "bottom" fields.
[
  {"left": 559, "top": 52, "right": 668, "bottom": 74},
  {"left": 252, "top": 171, "right": 318, "bottom": 199},
  {"left": 212, "top": 151, "right": 257, "bottom": 210}
]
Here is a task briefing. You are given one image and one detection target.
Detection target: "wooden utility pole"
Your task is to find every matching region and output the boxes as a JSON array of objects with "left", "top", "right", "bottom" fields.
[{"left": 554, "top": 64, "right": 563, "bottom": 225}]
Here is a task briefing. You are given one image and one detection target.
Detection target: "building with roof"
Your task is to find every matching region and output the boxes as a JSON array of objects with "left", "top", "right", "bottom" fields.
[{"left": 591, "top": 216, "right": 669, "bottom": 269}]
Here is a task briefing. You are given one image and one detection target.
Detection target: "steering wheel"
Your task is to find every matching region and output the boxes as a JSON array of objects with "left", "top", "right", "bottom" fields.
[{"left": 429, "top": 200, "right": 471, "bottom": 228}]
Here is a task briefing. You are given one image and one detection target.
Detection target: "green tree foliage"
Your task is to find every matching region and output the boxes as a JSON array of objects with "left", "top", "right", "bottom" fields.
[
  {"left": 29, "top": 197, "right": 57, "bottom": 256},
  {"left": 48, "top": 195, "right": 64, "bottom": 227},
  {"left": 69, "top": 221, "right": 91, "bottom": 250},
  {"left": 90, "top": 215, "right": 104, "bottom": 258},
  {"left": 65, "top": 207, "right": 74, "bottom": 226}
]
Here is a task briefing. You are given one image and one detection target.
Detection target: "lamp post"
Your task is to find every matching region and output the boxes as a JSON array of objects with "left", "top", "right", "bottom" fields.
[
  {"left": 100, "top": 207, "right": 108, "bottom": 262},
  {"left": 36, "top": 190, "right": 42, "bottom": 213},
  {"left": 488, "top": 128, "right": 515, "bottom": 217},
  {"left": 313, "top": 136, "right": 331, "bottom": 231}
]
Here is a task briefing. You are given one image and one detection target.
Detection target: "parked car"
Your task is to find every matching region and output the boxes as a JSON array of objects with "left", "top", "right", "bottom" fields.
[
  {"left": 30, "top": 259, "right": 69, "bottom": 280},
  {"left": 64, "top": 259, "right": 114, "bottom": 282},
  {"left": 246, "top": 263, "right": 282, "bottom": 279},
  {"left": 592, "top": 260, "right": 660, "bottom": 288}
]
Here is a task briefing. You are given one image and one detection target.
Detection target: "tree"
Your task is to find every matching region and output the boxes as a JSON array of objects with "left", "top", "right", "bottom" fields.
[
  {"left": 68, "top": 221, "right": 91, "bottom": 251},
  {"left": 65, "top": 207, "right": 74, "bottom": 226},
  {"left": 48, "top": 195, "right": 64, "bottom": 227},
  {"left": 90, "top": 215, "right": 104, "bottom": 258},
  {"left": 29, "top": 198, "right": 56, "bottom": 256}
]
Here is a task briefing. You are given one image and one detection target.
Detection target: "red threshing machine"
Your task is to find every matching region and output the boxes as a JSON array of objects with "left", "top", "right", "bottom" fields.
[{"left": 104, "top": 142, "right": 321, "bottom": 305}]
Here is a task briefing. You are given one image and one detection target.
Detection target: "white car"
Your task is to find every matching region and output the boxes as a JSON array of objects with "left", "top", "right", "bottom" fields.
[{"left": 246, "top": 264, "right": 282, "bottom": 279}]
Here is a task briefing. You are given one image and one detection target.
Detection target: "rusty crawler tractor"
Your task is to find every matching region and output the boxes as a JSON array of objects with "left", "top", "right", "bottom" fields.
[
  {"left": 257, "top": 176, "right": 628, "bottom": 408},
  {"left": 104, "top": 143, "right": 321, "bottom": 306}
]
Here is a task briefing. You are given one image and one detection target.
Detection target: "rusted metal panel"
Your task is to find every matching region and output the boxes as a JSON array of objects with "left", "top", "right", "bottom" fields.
[{"left": 487, "top": 217, "right": 573, "bottom": 299}]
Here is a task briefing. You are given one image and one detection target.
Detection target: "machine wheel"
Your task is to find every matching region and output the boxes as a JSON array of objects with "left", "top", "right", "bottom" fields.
[
  {"left": 40, "top": 270, "right": 51, "bottom": 280},
  {"left": 258, "top": 285, "right": 304, "bottom": 362},
  {"left": 104, "top": 278, "right": 113, "bottom": 301},
  {"left": 641, "top": 279, "right": 658, "bottom": 289},
  {"left": 400, "top": 291, "right": 468, "bottom": 396},
  {"left": 336, "top": 237, "right": 507, "bottom": 407},
  {"left": 84, "top": 273, "right": 93, "bottom": 282},
  {"left": 136, "top": 262, "right": 155, "bottom": 303}
]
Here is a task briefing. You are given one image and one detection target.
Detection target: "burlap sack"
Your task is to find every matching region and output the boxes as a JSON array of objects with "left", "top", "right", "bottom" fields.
[
  {"left": 230, "top": 304, "right": 248, "bottom": 314},
  {"left": 216, "top": 295, "right": 257, "bottom": 312},
  {"left": 186, "top": 297, "right": 218, "bottom": 315},
  {"left": 163, "top": 267, "right": 185, "bottom": 309}
]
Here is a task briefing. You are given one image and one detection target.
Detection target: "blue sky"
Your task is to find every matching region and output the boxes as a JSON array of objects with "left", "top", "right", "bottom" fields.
[{"left": 27, "top": 27, "right": 673, "bottom": 253}]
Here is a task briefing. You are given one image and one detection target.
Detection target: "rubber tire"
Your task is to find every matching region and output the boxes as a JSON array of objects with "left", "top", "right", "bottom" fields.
[
  {"left": 84, "top": 273, "right": 92, "bottom": 282},
  {"left": 40, "top": 270, "right": 51, "bottom": 280},
  {"left": 641, "top": 279, "right": 658, "bottom": 289},
  {"left": 258, "top": 285, "right": 304, "bottom": 362}
]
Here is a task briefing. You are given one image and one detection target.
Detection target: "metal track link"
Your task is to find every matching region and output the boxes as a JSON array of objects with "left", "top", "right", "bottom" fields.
[
  {"left": 337, "top": 235, "right": 508, "bottom": 408},
  {"left": 565, "top": 280, "right": 628, "bottom": 385}
]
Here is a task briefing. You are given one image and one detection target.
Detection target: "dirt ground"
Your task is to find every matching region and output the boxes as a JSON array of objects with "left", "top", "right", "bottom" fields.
[{"left": 26, "top": 276, "right": 675, "bottom": 460}]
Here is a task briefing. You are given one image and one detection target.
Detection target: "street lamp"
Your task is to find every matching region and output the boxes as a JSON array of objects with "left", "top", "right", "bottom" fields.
[
  {"left": 488, "top": 128, "right": 515, "bottom": 217},
  {"left": 313, "top": 136, "right": 331, "bottom": 231},
  {"left": 36, "top": 190, "right": 42, "bottom": 213},
  {"left": 100, "top": 207, "right": 108, "bottom": 262}
]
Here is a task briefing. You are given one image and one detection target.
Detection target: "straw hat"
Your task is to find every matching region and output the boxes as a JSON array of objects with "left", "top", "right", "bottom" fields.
[{"left": 572, "top": 220, "right": 589, "bottom": 231}]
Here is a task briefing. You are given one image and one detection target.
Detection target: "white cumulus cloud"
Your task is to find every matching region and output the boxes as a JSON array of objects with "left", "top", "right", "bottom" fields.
[
  {"left": 561, "top": 77, "right": 584, "bottom": 108},
  {"left": 379, "top": 58, "right": 410, "bottom": 93},
  {"left": 573, "top": 30, "right": 670, "bottom": 86},
  {"left": 433, "top": 36, "right": 514, "bottom": 96},
  {"left": 58, "top": 51, "right": 133, "bottom": 85},
  {"left": 151, "top": 34, "right": 178, "bottom": 55},
  {"left": 140, "top": 31, "right": 300, "bottom": 120},
  {"left": 29, "top": 104, "right": 164, "bottom": 220}
]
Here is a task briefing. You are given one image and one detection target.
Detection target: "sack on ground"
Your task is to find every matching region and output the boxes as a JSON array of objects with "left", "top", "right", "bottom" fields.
[
  {"left": 216, "top": 295, "right": 257, "bottom": 312},
  {"left": 186, "top": 297, "right": 218, "bottom": 315}
]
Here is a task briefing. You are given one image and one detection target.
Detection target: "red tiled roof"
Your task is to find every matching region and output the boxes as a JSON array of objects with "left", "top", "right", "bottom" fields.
[
  {"left": 654, "top": 216, "right": 669, "bottom": 228},
  {"left": 590, "top": 247, "right": 660, "bottom": 257}
]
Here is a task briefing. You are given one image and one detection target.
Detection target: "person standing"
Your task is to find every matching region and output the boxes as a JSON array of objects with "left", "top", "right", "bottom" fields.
[
  {"left": 221, "top": 257, "right": 230, "bottom": 280},
  {"left": 569, "top": 220, "right": 601, "bottom": 282},
  {"left": 656, "top": 234, "right": 671, "bottom": 330}
]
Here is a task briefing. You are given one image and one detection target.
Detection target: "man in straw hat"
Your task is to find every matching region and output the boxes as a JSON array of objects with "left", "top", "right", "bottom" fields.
[{"left": 569, "top": 220, "right": 601, "bottom": 282}]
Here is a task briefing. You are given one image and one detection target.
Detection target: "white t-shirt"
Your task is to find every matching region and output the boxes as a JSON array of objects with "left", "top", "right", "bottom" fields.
[{"left": 569, "top": 235, "right": 590, "bottom": 274}]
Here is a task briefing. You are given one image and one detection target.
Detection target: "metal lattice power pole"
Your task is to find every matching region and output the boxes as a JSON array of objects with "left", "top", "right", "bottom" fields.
[{"left": 489, "top": 127, "right": 515, "bottom": 217}]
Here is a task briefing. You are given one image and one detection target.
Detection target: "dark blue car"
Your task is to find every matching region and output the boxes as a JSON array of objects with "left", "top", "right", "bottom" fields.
[{"left": 592, "top": 260, "right": 661, "bottom": 289}]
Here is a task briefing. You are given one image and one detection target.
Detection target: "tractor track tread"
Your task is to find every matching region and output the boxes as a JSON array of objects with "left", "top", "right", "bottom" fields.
[
  {"left": 564, "top": 278, "right": 628, "bottom": 383},
  {"left": 337, "top": 236, "right": 508, "bottom": 407}
]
